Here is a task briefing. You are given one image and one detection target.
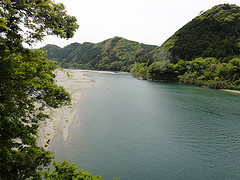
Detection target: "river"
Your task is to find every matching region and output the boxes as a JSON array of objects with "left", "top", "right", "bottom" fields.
[{"left": 50, "top": 72, "right": 240, "bottom": 180}]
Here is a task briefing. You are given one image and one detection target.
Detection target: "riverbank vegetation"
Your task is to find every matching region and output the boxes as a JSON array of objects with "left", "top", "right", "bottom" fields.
[
  {"left": 0, "top": 0, "right": 105, "bottom": 179},
  {"left": 2, "top": 1, "right": 240, "bottom": 178},
  {"left": 131, "top": 4, "right": 240, "bottom": 90},
  {"left": 131, "top": 57, "right": 240, "bottom": 90},
  {"left": 43, "top": 4, "right": 240, "bottom": 90}
]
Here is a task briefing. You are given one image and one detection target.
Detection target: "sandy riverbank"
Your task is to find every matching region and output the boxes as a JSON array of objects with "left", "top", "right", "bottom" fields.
[
  {"left": 221, "top": 89, "right": 240, "bottom": 95},
  {"left": 38, "top": 69, "right": 95, "bottom": 147}
]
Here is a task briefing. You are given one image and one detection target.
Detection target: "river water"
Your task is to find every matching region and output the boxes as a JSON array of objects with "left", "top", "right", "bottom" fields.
[{"left": 50, "top": 72, "right": 240, "bottom": 180}]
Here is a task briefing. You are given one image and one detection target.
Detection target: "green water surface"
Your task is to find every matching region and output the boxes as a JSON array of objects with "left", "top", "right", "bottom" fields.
[{"left": 50, "top": 72, "right": 240, "bottom": 180}]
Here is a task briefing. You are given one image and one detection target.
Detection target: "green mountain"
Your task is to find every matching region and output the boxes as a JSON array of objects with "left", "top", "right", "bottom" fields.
[
  {"left": 43, "top": 4, "right": 240, "bottom": 90},
  {"left": 43, "top": 36, "right": 157, "bottom": 71},
  {"left": 131, "top": 4, "right": 240, "bottom": 90},
  {"left": 151, "top": 3, "right": 240, "bottom": 63}
]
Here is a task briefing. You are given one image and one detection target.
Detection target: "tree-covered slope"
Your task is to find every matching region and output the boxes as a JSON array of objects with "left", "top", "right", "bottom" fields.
[
  {"left": 43, "top": 4, "right": 240, "bottom": 90},
  {"left": 151, "top": 4, "right": 240, "bottom": 63},
  {"left": 131, "top": 4, "right": 240, "bottom": 90},
  {"left": 43, "top": 36, "right": 157, "bottom": 71}
]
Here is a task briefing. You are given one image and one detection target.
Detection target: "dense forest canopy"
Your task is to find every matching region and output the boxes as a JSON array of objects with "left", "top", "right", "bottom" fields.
[
  {"left": 151, "top": 3, "right": 240, "bottom": 63},
  {"left": 131, "top": 4, "right": 240, "bottom": 90},
  {"left": 43, "top": 36, "right": 157, "bottom": 71},
  {"left": 0, "top": 0, "right": 108, "bottom": 179},
  {"left": 43, "top": 4, "right": 240, "bottom": 90},
  {"left": 1, "top": 1, "right": 240, "bottom": 179}
]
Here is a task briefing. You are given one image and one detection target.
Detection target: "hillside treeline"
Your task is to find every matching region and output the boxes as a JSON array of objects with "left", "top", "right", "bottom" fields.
[
  {"left": 131, "top": 4, "right": 240, "bottom": 90},
  {"left": 44, "top": 4, "right": 240, "bottom": 90},
  {"left": 43, "top": 37, "right": 157, "bottom": 71}
]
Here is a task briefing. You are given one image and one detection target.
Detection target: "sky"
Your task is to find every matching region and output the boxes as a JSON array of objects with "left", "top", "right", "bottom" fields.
[{"left": 31, "top": 0, "right": 240, "bottom": 48}]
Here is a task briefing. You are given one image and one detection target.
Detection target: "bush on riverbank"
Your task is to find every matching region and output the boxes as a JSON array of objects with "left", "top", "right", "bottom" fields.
[{"left": 131, "top": 57, "right": 240, "bottom": 90}]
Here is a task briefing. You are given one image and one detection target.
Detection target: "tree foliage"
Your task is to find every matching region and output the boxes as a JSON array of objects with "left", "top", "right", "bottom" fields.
[
  {"left": 151, "top": 4, "right": 240, "bottom": 63},
  {"left": 43, "top": 36, "right": 157, "bottom": 71},
  {"left": 131, "top": 57, "right": 240, "bottom": 90},
  {"left": 178, "top": 57, "right": 240, "bottom": 89},
  {"left": 0, "top": 0, "right": 78, "bottom": 179},
  {"left": 131, "top": 4, "right": 240, "bottom": 90},
  {"left": 40, "top": 161, "right": 104, "bottom": 180},
  {"left": 0, "top": 0, "right": 79, "bottom": 48},
  {"left": 43, "top": 4, "right": 240, "bottom": 90}
]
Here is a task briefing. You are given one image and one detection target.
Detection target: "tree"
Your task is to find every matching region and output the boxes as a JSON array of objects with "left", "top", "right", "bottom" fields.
[
  {"left": 0, "top": 0, "right": 79, "bottom": 179},
  {"left": 41, "top": 161, "right": 104, "bottom": 180},
  {"left": 38, "top": 161, "right": 120, "bottom": 180}
]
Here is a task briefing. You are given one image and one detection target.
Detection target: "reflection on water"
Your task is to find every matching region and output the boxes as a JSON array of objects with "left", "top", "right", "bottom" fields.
[{"left": 50, "top": 72, "right": 240, "bottom": 180}]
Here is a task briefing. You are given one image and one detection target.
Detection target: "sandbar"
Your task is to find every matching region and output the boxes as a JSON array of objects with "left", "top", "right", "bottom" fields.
[
  {"left": 221, "top": 89, "right": 240, "bottom": 95},
  {"left": 38, "top": 69, "right": 95, "bottom": 147}
]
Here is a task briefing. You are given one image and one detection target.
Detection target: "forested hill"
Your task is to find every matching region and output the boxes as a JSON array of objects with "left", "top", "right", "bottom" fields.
[
  {"left": 44, "top": 4, "right": 240, "bottom": 90},
  {"left": 131, "top": 4, "right": 240, "bottom": 90},
  {"left": 151, "top": 3, "right": 240, "bottom": 63},
  {"left": 43, "top": 37, "right": 157, "bottom": 71}
]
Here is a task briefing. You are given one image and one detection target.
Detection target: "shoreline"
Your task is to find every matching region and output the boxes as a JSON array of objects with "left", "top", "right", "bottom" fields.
[
  {"left": 38, "top": 69, "right": 95, "bottom": 148},
  {"left": 38, "top": 70, "right": 240, "bottom": 147},
  {"left": 221, "top": 89, "right": 240, "bottom": 95}
]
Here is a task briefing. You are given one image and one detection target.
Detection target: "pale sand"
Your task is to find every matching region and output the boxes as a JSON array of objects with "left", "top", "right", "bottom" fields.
[
  {"left": 38, "top": 69, "right": 95, "bottom": 147},
  {"left": 38, "top": 70, "right": 239, "bottom": 148},
  {"left": 221, "top": 89, "right": 240, "bottom": 95}
]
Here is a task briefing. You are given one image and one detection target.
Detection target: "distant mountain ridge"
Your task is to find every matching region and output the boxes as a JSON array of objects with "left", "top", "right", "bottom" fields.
[
  {"left": 43, "top": 36, "right": 157, "bottom": 71},
  {"left": 44, "top": 4, "right": 240, "bottom": 90},
  {"left": 44, "top": 4, "right": 240, "bottom": 68}
]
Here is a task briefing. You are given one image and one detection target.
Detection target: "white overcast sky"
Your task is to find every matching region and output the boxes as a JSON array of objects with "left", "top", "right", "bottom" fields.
[{"left": 32, "top": 0, "right": 240, "bottom": 48}]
